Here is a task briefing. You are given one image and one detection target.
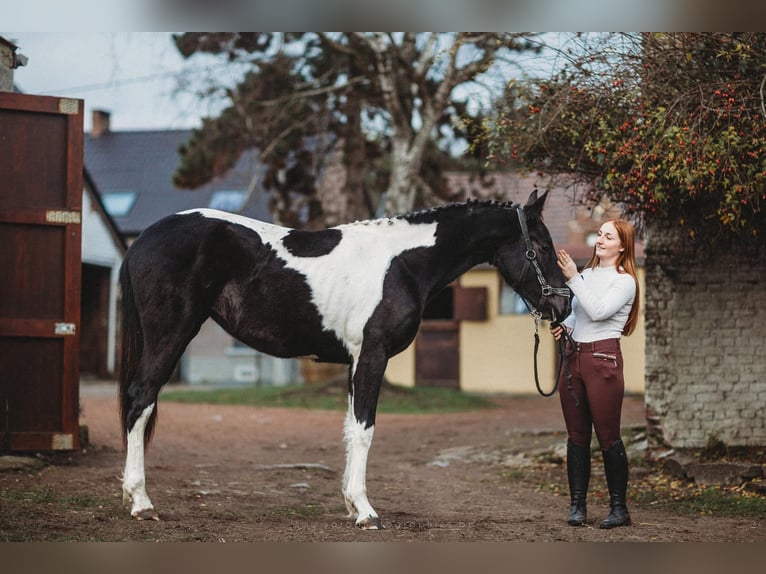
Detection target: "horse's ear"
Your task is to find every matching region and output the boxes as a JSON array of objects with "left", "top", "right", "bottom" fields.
[{"left": 525, "top": 189, "right": 549, "bottom": 217}]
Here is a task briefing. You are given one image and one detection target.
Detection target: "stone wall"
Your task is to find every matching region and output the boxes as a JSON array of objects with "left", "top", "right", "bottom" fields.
[{"left": 643, "top": 224, "right": 766, "bottom": 448}]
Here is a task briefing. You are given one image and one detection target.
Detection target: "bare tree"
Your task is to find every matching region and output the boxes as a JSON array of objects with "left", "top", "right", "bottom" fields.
[{"left": 173, "top": 32, "right": 538, "bottom": 225}]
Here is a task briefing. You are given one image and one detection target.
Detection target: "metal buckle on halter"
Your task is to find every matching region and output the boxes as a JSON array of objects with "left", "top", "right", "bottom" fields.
[{"left": 525, "top": 249, "right": 537, "bottom": 260}]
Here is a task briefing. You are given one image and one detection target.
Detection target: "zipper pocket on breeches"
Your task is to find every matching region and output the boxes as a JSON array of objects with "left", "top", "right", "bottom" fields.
[{"left": 592, "top": 352, "right": 617, "bottom": 366}]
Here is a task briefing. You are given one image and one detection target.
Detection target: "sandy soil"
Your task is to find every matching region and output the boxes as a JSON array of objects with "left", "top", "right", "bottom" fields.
[{"left": 0, "top": 383, "right": 763, "bottom": 542}]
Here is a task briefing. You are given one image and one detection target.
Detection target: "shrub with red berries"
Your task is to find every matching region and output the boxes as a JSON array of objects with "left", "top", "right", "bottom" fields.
[{"left": 489, "top": 33, "right": 765, "bottom": 244}]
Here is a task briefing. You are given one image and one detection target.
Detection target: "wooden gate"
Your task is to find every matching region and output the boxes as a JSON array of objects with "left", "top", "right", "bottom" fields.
[
  {"left": 0, "top": 92, "right": 83, "bottom": 451},
  {"left": 415, "top": 284, "right": 487, "bottom": 389},
  {"left": 415, "top": 320, "right": 460, "bottom": 389}
]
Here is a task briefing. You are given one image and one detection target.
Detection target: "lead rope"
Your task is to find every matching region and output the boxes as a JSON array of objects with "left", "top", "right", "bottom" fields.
[
  {"left": 532, "top": 312, "right": 557, "bottom": 397},
  {"left": 532, "top": 314, "right": 578, "bottom": 406},
  {"left": 514, "top": 204, "right": 573, "bottom": 400}
]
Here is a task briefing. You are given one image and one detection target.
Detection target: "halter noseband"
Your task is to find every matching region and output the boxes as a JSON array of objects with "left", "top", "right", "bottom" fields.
[{"left": 512, "top": 206, "right": 571, "bottom": 320}]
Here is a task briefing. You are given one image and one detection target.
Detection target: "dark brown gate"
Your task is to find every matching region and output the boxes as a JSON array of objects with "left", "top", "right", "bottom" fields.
[
  {"left": 415, "top": 320, "right": 460, "bottom": 389},
  {"left": 0, "top": 92, "right": 83, "bottom": 451},
  {"left": 80, "top": 263, "right": 110, "bottom": 378},
  {"left": 415, "top": 283, "right": 487, "bottom": 389}
]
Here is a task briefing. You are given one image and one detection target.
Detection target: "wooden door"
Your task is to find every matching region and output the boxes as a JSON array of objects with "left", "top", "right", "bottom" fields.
[
  {"left": 415, "top": 283, "right": 488, "bottom": 389},
  {"left": 80, "top": 263, "right": 110, "bottom": 378},
  {"left": 415, "top": 320, "right": 460, "bottom": 389},
  {"left": 0, "top": 92, "right": 83, "bottom": 451},
  {"left": 416, "top": 286, "right": 460, "bottom": 389}
]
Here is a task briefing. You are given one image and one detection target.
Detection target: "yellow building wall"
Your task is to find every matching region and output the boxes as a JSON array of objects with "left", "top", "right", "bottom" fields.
[
  {"left": 385, "top": 267, "right": 646, "bottom": 395},
  {"left": 385, "top": 337, "right": 416, "bottom": 387}
]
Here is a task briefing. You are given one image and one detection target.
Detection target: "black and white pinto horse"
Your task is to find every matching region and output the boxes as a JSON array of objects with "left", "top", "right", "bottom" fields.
[{"left": 119, "top": 189, "right": 570, "bottom": 529}]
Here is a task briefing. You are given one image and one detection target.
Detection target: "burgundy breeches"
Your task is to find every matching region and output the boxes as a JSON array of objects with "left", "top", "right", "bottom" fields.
[{"left": 558, "top": 338, "right": 625, "bottom": 450}]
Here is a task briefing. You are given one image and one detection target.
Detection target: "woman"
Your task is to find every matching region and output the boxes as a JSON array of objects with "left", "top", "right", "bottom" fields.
[{"left": 551, "top": 219, "right": 639, "bottom": 529}]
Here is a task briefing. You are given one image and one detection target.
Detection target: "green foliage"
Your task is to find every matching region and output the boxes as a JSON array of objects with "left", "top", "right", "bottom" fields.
[
  {"left": 160, "top": 381, "right": 495, "bottom": 414},
  {"left": 489, "top": 33, "right": 766, "bottom": 244}
]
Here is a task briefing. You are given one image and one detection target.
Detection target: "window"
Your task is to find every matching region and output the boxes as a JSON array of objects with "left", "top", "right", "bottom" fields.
[
  {"left": 423, "top": 287, "right": 454, "bottom": 320},
  {"left": 101, "top": 191, "right": 137, "bottom": 217},
  {"left": 226, "top": 337, "right": 256, "bottom": 356},
  {"left": 499, "top": 282, "right": 531, "bottom": 315},
  {"left": 209, "top": 190, "right": 247, "bottom": 212}
]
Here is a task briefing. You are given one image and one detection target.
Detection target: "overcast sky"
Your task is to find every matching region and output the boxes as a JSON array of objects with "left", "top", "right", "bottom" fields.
[
  {"left": 4, "top": 32, "right": 541, "bottom": 136},
  {"left": 3, "top": 32, "right": 235, "bottom": 132}
]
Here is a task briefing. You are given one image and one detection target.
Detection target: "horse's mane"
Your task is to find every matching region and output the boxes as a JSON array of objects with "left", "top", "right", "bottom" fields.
[
  {"left": 395, "top": 199, "right": 520, "bottom": 225},
  {"left": 339, "top": 199, "right": 523, "bottom": 230}
]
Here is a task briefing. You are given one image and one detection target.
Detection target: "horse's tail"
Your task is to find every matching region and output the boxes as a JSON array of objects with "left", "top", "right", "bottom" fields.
[{"left": 118, "top": 255, "right": 157, "bottom": 447}]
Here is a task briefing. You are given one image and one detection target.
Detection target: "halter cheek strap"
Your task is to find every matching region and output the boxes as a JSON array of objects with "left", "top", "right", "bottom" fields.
[
  {"left": 514, "top": 206, "right": 571, "bottom": 318},
  {"left": 513, "top": 206, "right": 572, "bottom": 398}
]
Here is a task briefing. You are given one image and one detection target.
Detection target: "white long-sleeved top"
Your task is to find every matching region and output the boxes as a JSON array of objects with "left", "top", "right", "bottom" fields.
[{"left": 561, "top": 265, "right": 636, "bottom": 343}]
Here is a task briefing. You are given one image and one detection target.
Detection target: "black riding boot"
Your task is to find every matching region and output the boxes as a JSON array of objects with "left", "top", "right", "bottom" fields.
[
  {"left": 566, "top": 439, "right": 590, "bottom": 526},
  {"left": 600, "top": 439, "right": 632, "bottom": 529}
]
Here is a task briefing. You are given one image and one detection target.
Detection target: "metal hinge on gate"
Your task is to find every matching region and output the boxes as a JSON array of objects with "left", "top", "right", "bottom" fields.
[
  {"left": 54, "top": 322, "right": 76, "bottom": 336},
  {"left": 58, "top": 98, "right": 80, "bottom": 115},
  {"left": 45, "top": 210, "right": 81, "bottom": 224},
  {"left": 52, "top": 433, "right": 74, "bottom": 450}
]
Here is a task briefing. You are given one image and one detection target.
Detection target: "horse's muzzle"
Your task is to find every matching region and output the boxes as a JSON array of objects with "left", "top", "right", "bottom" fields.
[{"left": 547, "top": 295, "right": 571, "bottom": 325}]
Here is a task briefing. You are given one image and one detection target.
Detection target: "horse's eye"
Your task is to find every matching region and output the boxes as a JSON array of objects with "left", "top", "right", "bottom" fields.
[{"left": 538, "top": 244, "right": 551, "bottom": 254}]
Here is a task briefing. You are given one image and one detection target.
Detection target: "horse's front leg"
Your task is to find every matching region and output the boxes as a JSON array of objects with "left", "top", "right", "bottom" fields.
[
  {"left": 342, "top": 348, "right": 387, "bottom": 530},
  {"left": 122, "top": 403, "right": 159, "bottom": 520}
]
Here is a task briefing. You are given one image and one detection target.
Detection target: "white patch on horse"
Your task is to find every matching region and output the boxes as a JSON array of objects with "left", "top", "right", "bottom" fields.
[
  {"left": 122, "top": 403, "right": 157, "bottom": 519},
  {"left": 342, "top": 394, "right": 378, "bottom": 527},
  {"left": 183, "top": 209, "right": 437, "bottom": 357}
]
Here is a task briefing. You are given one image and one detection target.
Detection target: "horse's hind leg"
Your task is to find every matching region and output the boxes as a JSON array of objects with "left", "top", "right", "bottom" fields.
[
  {"left": 121, "top": 318, "right": 204, "bottom": 520},
  {"left": 121, "top": 348, "right": 175, "bottom": 520},
  {"left": 122, "top": 400, "right": 157, "bottom": 520},
  {"left": 342, "top": 346, "right": 387, "bottom": 530}
]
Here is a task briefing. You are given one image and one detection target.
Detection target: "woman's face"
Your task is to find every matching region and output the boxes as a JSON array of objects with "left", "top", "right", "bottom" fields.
[{"left": 595, "top": 221, "right": 623, "bottom": 264}]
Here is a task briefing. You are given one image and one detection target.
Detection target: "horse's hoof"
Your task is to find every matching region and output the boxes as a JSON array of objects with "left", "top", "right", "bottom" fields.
[
  {"left": 133, "top": 508, "right": 160, "bottom": 521},
  {"left": 356, "top": 515, "right": 382, "bottom": 530}
]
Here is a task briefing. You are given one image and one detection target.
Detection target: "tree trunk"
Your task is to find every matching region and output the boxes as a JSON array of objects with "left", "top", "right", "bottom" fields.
[
  {"left": 383, "top": 141, "right": 419, "bottom": 215},
  {"left": 342, "top": 89, "right": 369, "bottom": 223}
]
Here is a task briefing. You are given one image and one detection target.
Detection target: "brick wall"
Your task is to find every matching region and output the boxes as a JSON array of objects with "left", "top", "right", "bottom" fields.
[{"left": 644, "top": 223, "right": 766, "bottom": 448}]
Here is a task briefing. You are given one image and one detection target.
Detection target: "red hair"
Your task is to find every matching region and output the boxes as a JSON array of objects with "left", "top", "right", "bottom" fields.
[{"left": 583, "top": 219, "right": 640, "bottom": 336}]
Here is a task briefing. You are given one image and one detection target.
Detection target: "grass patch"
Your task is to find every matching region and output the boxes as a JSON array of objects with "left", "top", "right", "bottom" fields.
[
  {"left": 631, "top": 474, "right": 766, "bottom": 518},
  {"left": 267, "top": 503, "right": 327, "bottom": 519},
  {"left": 0, "top": 487, "right": 105, "bottom": 509},
  {"left": 161, "top": 380, "right": 495, "bottom": 414}
]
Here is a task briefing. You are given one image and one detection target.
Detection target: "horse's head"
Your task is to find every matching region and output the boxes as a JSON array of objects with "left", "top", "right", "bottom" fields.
[{"left": 494, "top": 190, "right": 571, "bottom": 323}]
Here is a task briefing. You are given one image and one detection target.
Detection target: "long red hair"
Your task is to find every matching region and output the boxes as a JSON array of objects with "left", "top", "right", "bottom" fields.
[{"left": 583, "top": 219, "right": 640, "bottom": 336}]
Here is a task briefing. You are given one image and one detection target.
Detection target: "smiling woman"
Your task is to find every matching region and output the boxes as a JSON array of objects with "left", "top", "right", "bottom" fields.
[{"left": 551, "top": 218, "right": 640, "bottom": 530}]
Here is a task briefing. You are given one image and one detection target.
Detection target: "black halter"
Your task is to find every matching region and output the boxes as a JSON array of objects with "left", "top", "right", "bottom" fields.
[
  {"left": 512, "top": 206, "right": 571, "bottom": 321},
  {"left": 513, "top": 206, "right": 572, "bottom": 397}
]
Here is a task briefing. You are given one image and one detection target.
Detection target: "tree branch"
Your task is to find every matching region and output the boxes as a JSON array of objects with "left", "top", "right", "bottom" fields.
[
  {"left": 760, "top": 73, "right": 766, "bottom": 120},
  {"left": 257, "top": 76, "right": 367, "bottom": 107},
  {"left": 357, "top": 32, "right": 412, "bottom": 138}
]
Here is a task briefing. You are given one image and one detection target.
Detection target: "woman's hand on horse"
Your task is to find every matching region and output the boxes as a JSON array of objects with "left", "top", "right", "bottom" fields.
[{"left": 556, "top": 249, "right": 578, "bottom": 280}]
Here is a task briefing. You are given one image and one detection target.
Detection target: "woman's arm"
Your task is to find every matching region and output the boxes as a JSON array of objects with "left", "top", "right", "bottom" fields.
[{"left": 567, "top": 273, "right": 635, "bottom": 321}]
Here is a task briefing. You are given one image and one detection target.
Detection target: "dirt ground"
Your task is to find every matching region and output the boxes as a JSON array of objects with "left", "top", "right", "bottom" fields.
[{"left": 1, "top": 382, "right": 764, "bottom": 542}]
